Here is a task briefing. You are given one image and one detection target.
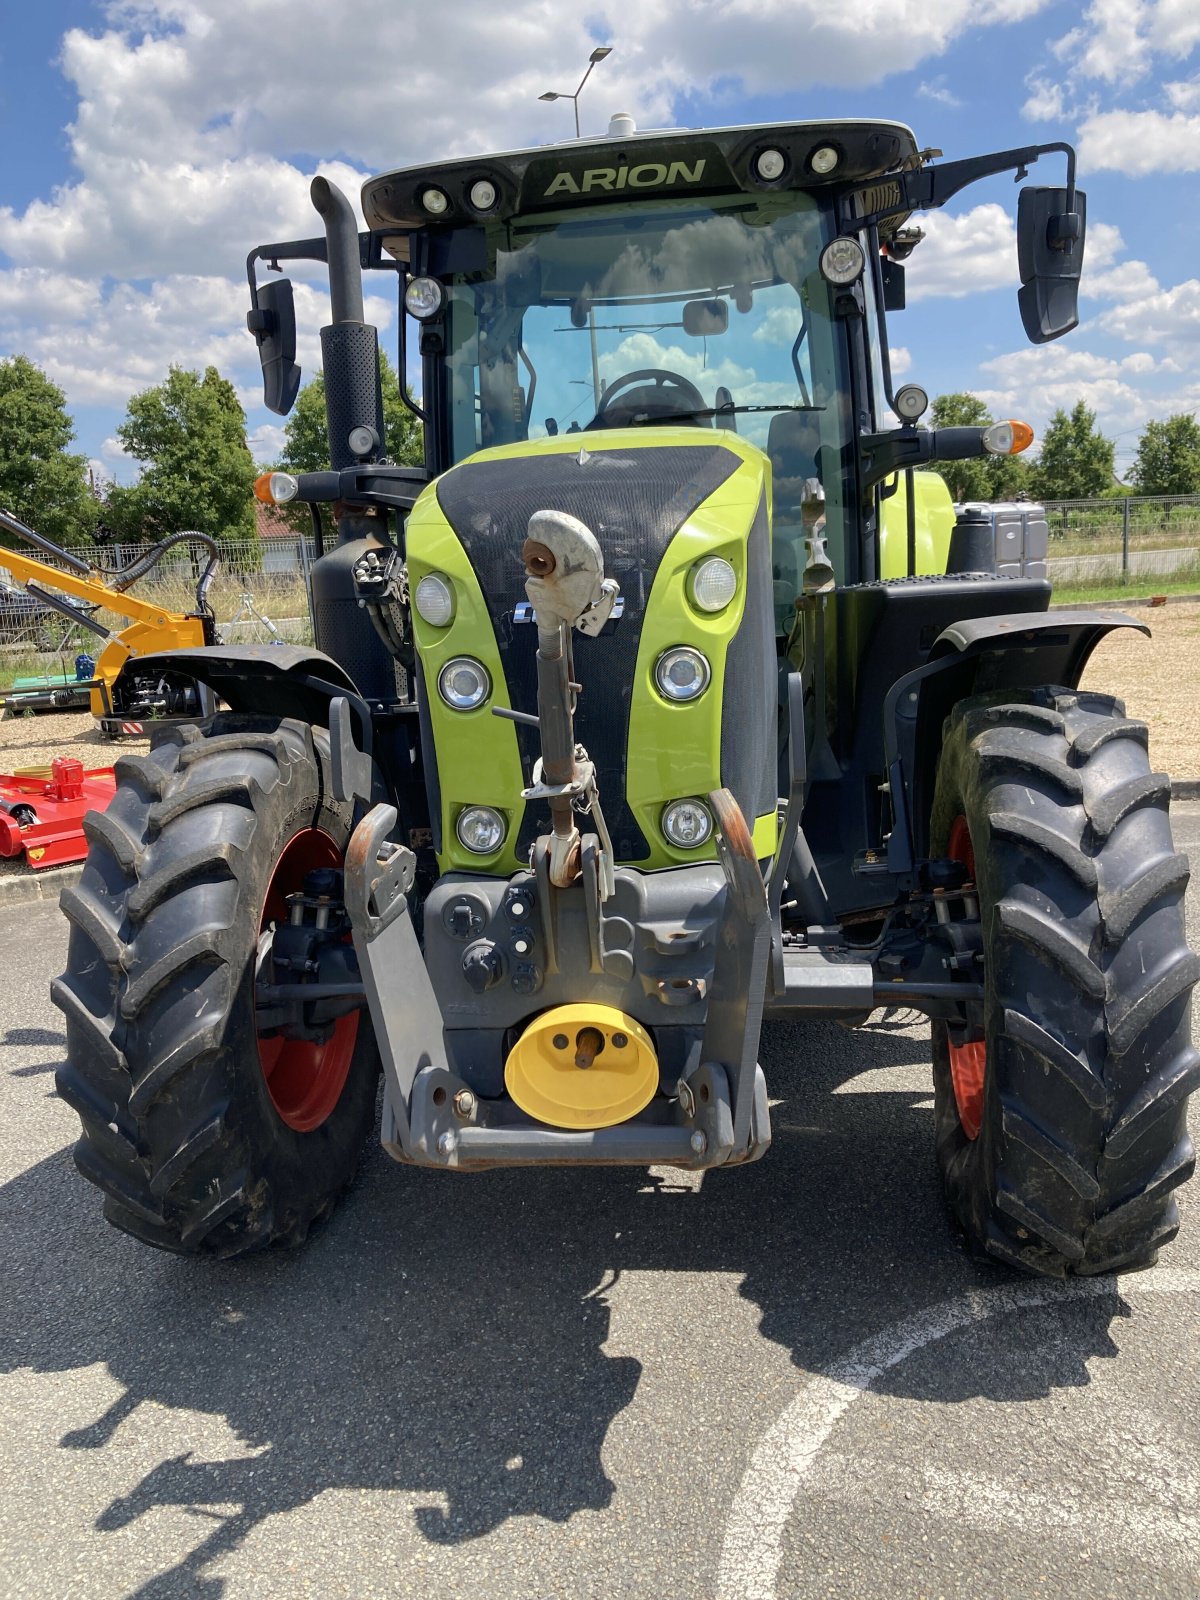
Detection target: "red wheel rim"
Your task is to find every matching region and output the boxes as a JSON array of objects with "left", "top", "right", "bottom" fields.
[
  {"left": 946, "top": 814, "right": 985, "bottom": 1141},
  {"left": 257, "top": 829, "right": 359, "bottom": 1133}
]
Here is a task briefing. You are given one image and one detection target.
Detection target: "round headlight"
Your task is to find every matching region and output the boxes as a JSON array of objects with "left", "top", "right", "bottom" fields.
[
  {"left": 655, "top": 646, "right": 711, "bottom": 703},
  {"left": 421, "top": 187, "right": 449, "bottom": 216},
  {"left": 755, "top": 147, "right": 786, "bottom": 182},
  {"left": 404, "top": 276, "right": 445, "bottom": 320},
  {"left": 469, "top": 178, "right": 497, "bottom": 211},
  {"left": 810, "top": 145, "right": 840, "bottom": 175},
  {"left": 438, "top": 656, "right": 490, "bottom": 711},
  {"left": 456, "top": 805, "right": 506, "bottom": 855},
  {"left": 454, "top": 806, "right": 505, "bottom": 857},
  {"left": 347, "top": 424, "right": 379, "bottom": 458},
  {"left": 414, "top": 572, "right": 455, "bottom": 627},
  {"left": 894, "top": 383, "right": 929, "bottom": 422},
  {"left": 688, "top": 556, "right": 737, "bottom": 614},
  {"left": 819, "top": 237, "right": 866, "bottom": 286},
  {"left": 662, "top": 799, "right": 713, "bottom": 849}
]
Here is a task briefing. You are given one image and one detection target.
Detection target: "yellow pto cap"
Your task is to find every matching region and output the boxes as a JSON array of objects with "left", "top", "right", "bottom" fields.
[{"left": 504, "top": 1004, "right": 658, "bottom": 1130}]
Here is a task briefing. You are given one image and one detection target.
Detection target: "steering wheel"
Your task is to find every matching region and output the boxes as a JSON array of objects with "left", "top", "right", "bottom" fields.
[{"left": 590, "top": 368, "right": 710, "bottom": 429}]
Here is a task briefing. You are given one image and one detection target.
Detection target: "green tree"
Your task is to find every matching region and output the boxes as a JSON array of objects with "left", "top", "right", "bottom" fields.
[
  {"left": 0, "top": 355, "right": 97, "bottom": 545},
  {"left": 1130, "top": 414, "right": 1200, "bottom": 495},
  {"left": 1030, "top": 401, "right": 1115, "bottom": 500},
  {"left": 279, "top": 351, "right": 423, "bottom": 474},
  {"left": 926, "top": 392, "right": 1034, "bottom": 503},
  {"left": 106, "top": 366, "right": 256, "bottom": 546}
]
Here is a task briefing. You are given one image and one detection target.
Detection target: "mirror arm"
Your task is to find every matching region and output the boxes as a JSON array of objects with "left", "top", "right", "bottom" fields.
[
  {"left": 845, "top": 141, "right": 1077, "bottom": 232},
  {"left": 859, "top": 426, "right": 994, "bottom": 492}
]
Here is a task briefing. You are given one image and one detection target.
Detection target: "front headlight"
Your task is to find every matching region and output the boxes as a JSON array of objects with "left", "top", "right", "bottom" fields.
[
  {"left": 404, "top": 275, "right": 445, "bottom": 319},
  {"left": 655, "top": 646, "right": 711, "bottom": 703},
  {"left": 687, "top": 557, "right": 737, "bottom": 614},
  {"left": 819, "top": 237, "right": 865, "bottom": 286},
  {"left": 438, "top": 656, "right": 490, "bottom": 710},
  {"left": 456, "top": 806, "right": 506, "bottom": 854},
  {"left": 414, "top": 573, "right": 455, "bottom": 627},
  {"left": 662, "top": 799, "right": 713, "bottom": 849}
]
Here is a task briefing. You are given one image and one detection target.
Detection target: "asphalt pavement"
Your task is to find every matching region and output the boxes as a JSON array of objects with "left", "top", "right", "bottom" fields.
[{"left": 1, "top": 806, "right": 1197, "bottom": 1600}]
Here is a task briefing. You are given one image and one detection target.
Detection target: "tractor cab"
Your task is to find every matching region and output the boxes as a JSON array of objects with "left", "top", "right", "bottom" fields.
[{"left": 362, "top": 118, "right": 871, "bottom": 617}]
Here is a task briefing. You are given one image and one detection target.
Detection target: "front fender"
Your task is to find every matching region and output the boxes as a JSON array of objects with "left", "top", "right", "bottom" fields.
[
  {"left": 111, "top": 644, "right": 374, "bottom": 751},
  {"left": 887, "top": 608, "right": 1149, "bottom": 869}
]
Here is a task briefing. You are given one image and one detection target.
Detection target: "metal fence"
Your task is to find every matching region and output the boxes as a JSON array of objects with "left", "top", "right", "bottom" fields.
[{"left": 1041, "top": 494, "right": 1200, "bottom": 585}]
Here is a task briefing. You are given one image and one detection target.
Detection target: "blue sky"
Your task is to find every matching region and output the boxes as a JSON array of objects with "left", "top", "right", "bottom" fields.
[{"left": 1, "top": 0, "right": 1197, "bottom": 481}]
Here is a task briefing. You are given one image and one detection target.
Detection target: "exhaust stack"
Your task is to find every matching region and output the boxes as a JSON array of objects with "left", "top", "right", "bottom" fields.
[{"left": 310, "top": 176, "right": 384, "bottom": 471}]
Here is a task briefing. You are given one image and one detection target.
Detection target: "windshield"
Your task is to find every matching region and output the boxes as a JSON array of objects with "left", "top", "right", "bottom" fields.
[{"left": 436, "top": 193, "right": 855, "bottom": 603}]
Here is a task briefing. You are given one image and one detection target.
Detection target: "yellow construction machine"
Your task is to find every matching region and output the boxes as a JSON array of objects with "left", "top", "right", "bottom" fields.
[{"left": 0, "top": 509, "right": 218, "bottom": 734}]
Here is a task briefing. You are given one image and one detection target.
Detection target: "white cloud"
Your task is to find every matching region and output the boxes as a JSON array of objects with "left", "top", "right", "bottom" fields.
[
  {"left": 1050, "top": 0, "right": 1200, "bottom": 84},
  {"left": 1021, "top": 74, "right": 1066, "bottom": 121},
  {"left": 904, "top": 204, "right": 1017, "bottom": 301},
  {"left": 917, "top": 76, "right": 963, "bottom": 109},
  {"left": 1083, "top": 259, "right": 1160, "bottom": 302},
  {"left": 1100, "top": 279, "right": 1200, "bottom": 345},
  {"left": 1165, "top": 76, "right": 1200, "bottom": 111},
  {"left": 890, "top": 346, "right": 913, "bottom": 376},
  {"left": 0, "top": 267, "right": 393, "bottom": 417},
  {"left": 1078, "top": 107, "right": 1200, "bottom": 174},
  {"left": 248, "top": 422, "right": 288, "bottom": 465}
]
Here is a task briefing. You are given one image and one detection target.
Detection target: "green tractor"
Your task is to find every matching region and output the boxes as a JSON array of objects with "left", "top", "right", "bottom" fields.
[{"left": 54, "top": 116, "right": 1197, "bottom": 1274}]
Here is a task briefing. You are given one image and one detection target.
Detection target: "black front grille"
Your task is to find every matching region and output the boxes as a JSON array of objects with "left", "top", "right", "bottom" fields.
[{"left": 436, "top": 444, "right": 741, "bottom": 859}]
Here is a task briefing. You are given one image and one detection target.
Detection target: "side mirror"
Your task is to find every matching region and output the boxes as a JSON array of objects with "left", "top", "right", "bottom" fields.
[
  {"left": 1016, "top": 185, "right": 1087, "bottom": 345},
  {"left": 247, "top": 278, "right": 301, "bottom": 415},
  {"left": 683, "top": 298, "right": 729, "bottom": 337}
]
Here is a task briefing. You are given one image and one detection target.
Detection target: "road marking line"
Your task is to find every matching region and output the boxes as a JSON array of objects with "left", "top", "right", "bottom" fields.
[{"left": 716, "top": 1267, "right": 1200, "bottom": 1600}]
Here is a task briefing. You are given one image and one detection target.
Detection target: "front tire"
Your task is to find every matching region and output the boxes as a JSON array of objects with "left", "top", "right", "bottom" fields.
[
  {"left": 930, "top": 689, "right": 1199, "bottom": 1276},
  {"left": 52, "top": 715, "right": 380, "bottom": 1257}
]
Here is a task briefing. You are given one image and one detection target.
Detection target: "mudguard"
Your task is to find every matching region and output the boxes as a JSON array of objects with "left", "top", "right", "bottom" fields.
[
  {"left": 109, "top": 645, "right": 374, "bottom": 751},
  {"left": 886, "top": 608, "right": 1150, "bottom": 870}
]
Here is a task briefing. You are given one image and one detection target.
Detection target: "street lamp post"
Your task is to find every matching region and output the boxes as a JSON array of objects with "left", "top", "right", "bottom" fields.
[{"left": 538, "top": 45, "right": 612, "bottom": 139}]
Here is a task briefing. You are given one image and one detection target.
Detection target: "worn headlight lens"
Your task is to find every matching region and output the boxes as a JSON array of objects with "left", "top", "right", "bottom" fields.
[
  {"left": 414, "top": 573, "right": 455, "bottom": 627},
  {"left": 688, "top": 556, "right": 737, "bottom": 613},
  {"left": 654, "top": 646, "right": 711, "bottom": 702},
  {"left": 456, "top": 805, "right": 506, "bottom": 854},
  {"left": 755, "top": 147, "right": 786, "bottom": 182},
  {"left": 810, "top": 145, "right": 840, "bottom": 175},
  {"left": 404, "top": 275, "right": 445, "bottom": 319},
  {"left": 438, "top": 656, "right": 490, "bottom": 710},
  {"left": 819, "top": 237, "right": 866, "bottom": 286},
  {"left": 662, "top": 799, "right": 713, "bottom": 849},
  {"left": 469, "top": 178, "right": 497, "bottom": 211},
  {"left": 421, "top": 187, "right": 449, "bottom": 216}
]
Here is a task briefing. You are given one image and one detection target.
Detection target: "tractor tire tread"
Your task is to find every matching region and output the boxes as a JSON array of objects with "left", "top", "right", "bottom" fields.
[
  {"left": 52, "top": 714, "right": 379, "bottom": 1258},
  {"left": 932, "top": 687, "right": 1197, "bottom": 1277}
]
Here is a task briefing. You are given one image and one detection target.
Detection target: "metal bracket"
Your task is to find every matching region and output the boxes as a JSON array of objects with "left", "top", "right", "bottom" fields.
[
  {"left": 329, "top": 694, "right": 375, "bottom": 807},
  {"left": 344, "top": 801, "right": 438, "bottom": 1158},
  {"left": 702, "top": 788, "right": 773, "bottom": 1159}
]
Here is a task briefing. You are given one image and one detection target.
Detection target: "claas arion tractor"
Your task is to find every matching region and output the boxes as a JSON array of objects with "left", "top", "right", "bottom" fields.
[{"left": 53, "top": 116, "right": 1197, "bottom": 1274}]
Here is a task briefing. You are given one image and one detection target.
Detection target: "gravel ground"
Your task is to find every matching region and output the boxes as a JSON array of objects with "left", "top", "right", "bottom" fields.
[{"left": 1080, "top": 600, "right": 1200, "bottom": 779}]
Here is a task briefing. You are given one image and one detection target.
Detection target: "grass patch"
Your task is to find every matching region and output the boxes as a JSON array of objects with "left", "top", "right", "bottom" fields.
[{"left": 1051, "top": 570, "right": 1200, "bottom": 606}]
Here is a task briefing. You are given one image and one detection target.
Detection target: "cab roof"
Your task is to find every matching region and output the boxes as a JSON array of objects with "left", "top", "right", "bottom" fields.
[{"left": 362, "top": 118, "right": 918, "bottom": 235}]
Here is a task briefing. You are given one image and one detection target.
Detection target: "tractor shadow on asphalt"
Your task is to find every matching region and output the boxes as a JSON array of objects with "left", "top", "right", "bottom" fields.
[{"left": 1, "top": 1012, "right": 1124, "bottom": 1598}]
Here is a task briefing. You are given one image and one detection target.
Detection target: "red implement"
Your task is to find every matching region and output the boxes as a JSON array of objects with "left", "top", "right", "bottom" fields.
[{"left": 0, "top": 758, "right": 117, "bottom": 870}]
